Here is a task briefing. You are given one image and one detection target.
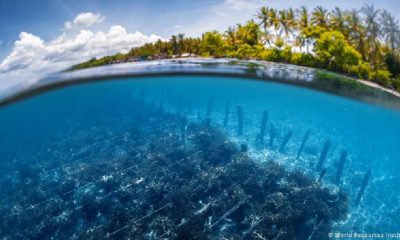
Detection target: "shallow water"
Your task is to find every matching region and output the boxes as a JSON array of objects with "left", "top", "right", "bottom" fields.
[{"left": 0, "top": 75, "right": 399, "bottom": 239}]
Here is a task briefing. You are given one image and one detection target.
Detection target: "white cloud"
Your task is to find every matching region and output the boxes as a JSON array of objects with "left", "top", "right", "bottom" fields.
[
  {"left": 64, "top": 12, "right": 105, "bottom": 30},
  {"left": 74, "top": 12, "right": 104, "bottom": 27},
  {"left": 0, "top": 13, "right": 162, "bottom": 95}
]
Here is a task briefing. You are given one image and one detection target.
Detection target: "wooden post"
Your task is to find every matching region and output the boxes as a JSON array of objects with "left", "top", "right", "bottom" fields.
[
  {"left": 355, "top": 169, "right": 371, "bottom": 206},
  {"left": 317, "top": 168, "right": 327, "bottom": 183},
  {"left": 257, "top": 111, "right": 268, "bottom": 143},
  {"left": 335, "top": 150, "right": 347, "bottom": 185},
  {"left": 316, "top": 139, "right": 330, "bottom": 171},
  {"left": 269, "top": 124, "right": 276, "bottom": 148},
  {"left": 237, "top": 106, "right": 243, "bottom": 136},
  {"left": 205, "top": 99, "right": 213, "bottom": 127},
  {"left": 296, "top": 130, "right": 310, "bottom": 159},
  {"left": 279, "top": 131, "right": 293, "bottom": 153},
  {"left": 223, "top": 101, "right": 230, "bottom": 127}
]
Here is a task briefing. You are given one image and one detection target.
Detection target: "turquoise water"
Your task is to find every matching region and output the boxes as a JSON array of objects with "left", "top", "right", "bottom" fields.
[{"left": 0, "top": 76, "right": 399, "bottom": 239}]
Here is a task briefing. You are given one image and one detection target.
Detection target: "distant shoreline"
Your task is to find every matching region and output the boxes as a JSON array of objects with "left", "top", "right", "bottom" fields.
[
  {"left": 68, "top": 4, "right": 400, "bottom": 95},
  {"left": 68, "top": 56, "right": 400, "bottom": 98},
  {"left": 3, "top": 58, "right": 399, "bottom": 111}
]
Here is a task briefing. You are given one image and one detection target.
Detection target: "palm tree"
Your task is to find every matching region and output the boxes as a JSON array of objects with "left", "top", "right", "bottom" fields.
[
  {"left": 255, "top": 6, "right": 274, "bottom": 46},
  {"left": 177, "top": 33, "right": 185, "bottom": 55},
  {"left": 269, "top": 8, "right": 280, "bottom": 35},
  {"left": 361, "top": 4, "right": 381, "bottom": 65},
  {"left": 330, "top": 7, "right": 346, "bottom": 33},
  {"left": 170, "top": 35, "right": 178, "bottom": 55},
  {"left": 312, "top": 6, "right": 329, "bottom": 28},
  {"left": 297, "top": 6, "right": 310, "bottom": 52},
  {"left": 278, "top": 9, "right": 297, "bottom": 39},
  {"left": 346, "top": 9, "right": 367, "bottom": 61},
  {"left": 380, "top": 10, "right": 400, "bottom": 50},
  {"left": 256, "top": 7, "right": 272, "bottom": 31},
  {"left": 278, "top": 10, "right": 288, "bottom": 37},
  {"left": 224, "top": 26, "right": 238, "bottom": 50},
  {"left": 154, "top": 39, "right": 164, "bottom": 55},
  {"left": 287, "top": 8, "right": 298, "bottom": 31},
  {"left": 236, "top": 20, "right": 261, "bottom": 46},
  {"left": 298, "top": 6, "right": 309, "bottom": 29},
  {"left": 187, "top": 38, "right": 201, "bottom": 55}
]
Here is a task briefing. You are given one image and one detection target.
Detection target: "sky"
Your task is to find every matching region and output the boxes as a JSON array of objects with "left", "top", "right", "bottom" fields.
[{"left": 0, "top": 0, "right": 399, "bottom": 93}]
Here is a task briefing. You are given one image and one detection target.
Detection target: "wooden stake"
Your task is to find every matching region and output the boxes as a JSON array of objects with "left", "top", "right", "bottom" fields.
[
  {"left": 269, "top": 124, "right": 276, "bottom": 148},
  {"left": 335, "top": 150, "right": 347, "bottom": 185},
  {"left": 223, "top": 101, "right": 230, "bottom": 127},
  {"left": 279, "top": 131, "right": 293, "bottom": 153},
  {"left": 297, "top": 130, "right": 310, "bottom": 159},
  {"left": 355, "top": 169, "right": 371, "bottom": 206},
  {"left": 257, "top": 110, "right": 268, "bottom": 143},
  {"left": 237, "top": 106, "right": 243, "bottom": 136},
  {"left": 317, "top": 168, "right": 327, "bottom": 183},
  {"left": 316, "top": 140, "right": 330, "bottom": 171}
]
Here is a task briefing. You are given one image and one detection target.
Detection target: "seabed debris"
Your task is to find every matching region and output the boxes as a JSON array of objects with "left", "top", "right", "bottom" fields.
[{"left": 0, "top": 100, "right": 349, "bottom": 240}]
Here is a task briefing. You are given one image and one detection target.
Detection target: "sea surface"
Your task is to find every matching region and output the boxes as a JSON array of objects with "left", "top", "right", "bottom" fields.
[{"left": 0, "top": 76, "right": 399, "bottom": 239}]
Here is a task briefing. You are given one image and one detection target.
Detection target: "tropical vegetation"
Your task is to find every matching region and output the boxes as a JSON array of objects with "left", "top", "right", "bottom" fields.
[{"left": 71, "top": 5, "right": 400, "bottom": 91}]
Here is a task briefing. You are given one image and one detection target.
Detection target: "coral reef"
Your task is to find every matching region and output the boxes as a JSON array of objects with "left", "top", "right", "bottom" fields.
[{"left": 0, "top": 102, "right": 348, "bottom": 239}]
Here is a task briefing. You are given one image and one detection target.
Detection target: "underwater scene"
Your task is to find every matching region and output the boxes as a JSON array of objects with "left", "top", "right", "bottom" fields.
[{"left": 0, "top": 75, "right": 400, "bottom": 239}]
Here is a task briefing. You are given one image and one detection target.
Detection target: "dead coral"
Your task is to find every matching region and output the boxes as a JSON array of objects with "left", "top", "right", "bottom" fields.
[{"left": 0, "top": 102, "right": 348, "bottom": 240}]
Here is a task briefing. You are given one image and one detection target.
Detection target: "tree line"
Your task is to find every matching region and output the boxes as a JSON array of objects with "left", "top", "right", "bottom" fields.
[{"left": 71, "top": 5, "right": 400, "bottom": 91}]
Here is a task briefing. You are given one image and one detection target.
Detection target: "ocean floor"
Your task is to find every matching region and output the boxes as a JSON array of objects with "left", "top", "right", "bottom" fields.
[
  {"left": 0, "top": 97, "right": 348, "bottom": 239},
  {"left": 0, "top": 76, "right": 399, "bottom": 239}
]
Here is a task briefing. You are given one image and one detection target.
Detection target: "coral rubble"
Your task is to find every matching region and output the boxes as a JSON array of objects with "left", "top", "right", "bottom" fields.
[{"left": 0, "top": 101, "right": 348, "bottom": 239}]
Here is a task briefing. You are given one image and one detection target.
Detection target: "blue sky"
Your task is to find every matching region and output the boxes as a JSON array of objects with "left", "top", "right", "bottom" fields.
[
  {"left": 0, "top": 0, "right": 399, "bottom": 93},
  {"left": 1, "top": 0, "right": 400, "bottom": 57}
]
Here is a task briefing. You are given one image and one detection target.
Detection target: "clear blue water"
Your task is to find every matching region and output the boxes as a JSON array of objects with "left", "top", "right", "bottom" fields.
[{"left": 1, "top": 75, "right": 399, "bottom": 238}]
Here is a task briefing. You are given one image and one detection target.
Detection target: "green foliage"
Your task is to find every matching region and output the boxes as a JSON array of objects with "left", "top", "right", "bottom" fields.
[
  {"left": 385, "top": 52, "right": 400, "bottom": 76},
  {"left": 236, "top": 44, "right": 256, "bottom": 59},
  {"left": 264, "top": 48, "right": 283, "bottom": 62},
  {"left": 301, "top": 25, "right": 327, "bottom": 39},
  {"left": 281, "top": 46, "right": 293, "bottom": 63},
  {"left": 315, "top": 31, "right": 361, "bottom": 71},
  {"left": 236, "top": 20, "right": 261, "bottom": 46},
  {"left": 369, "top": 69, "right": 392, "bottom": 87},
  {"left": 201, "top": 31, "right": 224, "bottom": 57},
  {"left": 69, "top": 5, "right": 400, "bottom": 92},
  {"left": 393, "top": 76, "right": 400, "bottom": 92},
  {"left": 290, "top": 52, "right": 303, "bottom": 65},
  {"left": 274, "top": 37, "right": 285, "bottom": 49},
  {"left": 257, "top": 48, "right": 272, "bottom": 60},
  {"left": 348, "top": 62, "right": 371, "bottom": 79}
]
